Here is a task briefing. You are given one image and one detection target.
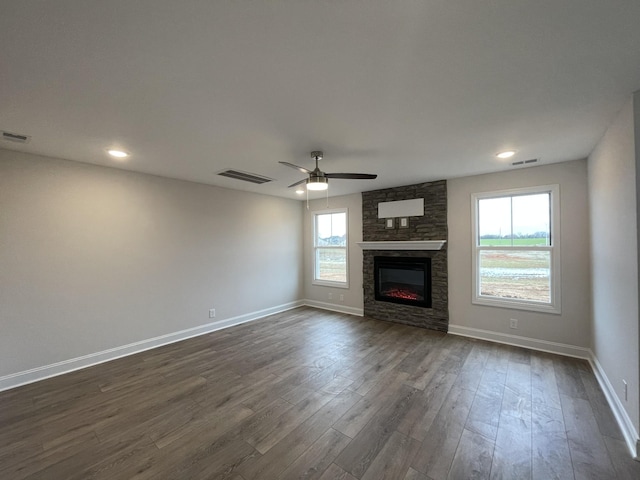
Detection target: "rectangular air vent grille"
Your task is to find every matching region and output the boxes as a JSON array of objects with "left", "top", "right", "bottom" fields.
[
  {"left": 1, "top": 130, "right": 31, "bottom": 143},
  {"left": 512, "top": 158, "right": 538, "bottom": 166},
  {"left": 217, "top": 169, "right": 274, "bottom": 184}
]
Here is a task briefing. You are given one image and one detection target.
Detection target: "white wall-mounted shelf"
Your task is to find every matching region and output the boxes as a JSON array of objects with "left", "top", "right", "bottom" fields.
[{"left": 357, "top": 240, "right": 446, "bottom": 251}]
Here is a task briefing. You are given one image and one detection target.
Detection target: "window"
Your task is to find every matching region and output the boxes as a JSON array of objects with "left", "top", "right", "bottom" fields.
[
  {"left": 313, "top": 209, "right": 348, "bottom": 287},
  {"left": 472, "top": 185, "right": 560, "bottom": 313}
]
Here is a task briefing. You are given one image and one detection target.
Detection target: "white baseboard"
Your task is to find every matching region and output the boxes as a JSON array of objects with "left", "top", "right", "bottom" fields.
[
  {"left": 588, "top": 351, "right": 639, "bottom": 459},
  {"left": 303, "top": 299, "right": 364, "bottom": 317},
  {"left": 0, "top": 300, "right": 304, "bottom": 392},
  {"left": 447, "top": 324, "right": 591, "bottom": 359}
]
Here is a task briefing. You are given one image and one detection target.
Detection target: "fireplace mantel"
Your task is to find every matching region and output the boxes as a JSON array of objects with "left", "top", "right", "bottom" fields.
[{"left": 357, "top": 240, "right": 446, "bottom": 251}]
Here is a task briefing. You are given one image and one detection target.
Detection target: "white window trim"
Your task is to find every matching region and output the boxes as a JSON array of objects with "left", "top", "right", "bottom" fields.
[
  {"left": 471, "top": 184, "right": 561, "bottom": 314},
  {"left": 312, "top": 208, "right": 349, "bottom": 288}
]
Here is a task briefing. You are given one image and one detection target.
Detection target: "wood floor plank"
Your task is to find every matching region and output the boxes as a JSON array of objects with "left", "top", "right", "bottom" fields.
[
  {"left": 332, "top": 370, "right": 409, "bottom": 439},
  {"left": 3, "top": 431, "right": 100, "bottom": 480},
  {"left": 410, "top": 385, "right": 475, "bottom": 480},
  {"left": 579, "top": 368, "right": 624, "bottom": 440},
  {"left": 360, "top": 431, "right": 421, "bottom": 480},
  {"left": 531, "top": 402, "right": 574, "bottom": 480},
  {"left": 334, "top": 384, "right": 419, "bottom": 478},
  {"left": 554, "top": 358, "right": 589, "bottom": 400},
  {"left": 278, "top": 428, "right": 351, "bottom": 480},
  {"left": 561, "top": 393, "right": 616, "bottom": 479},
  {"left": 603, "top": 435, "right": 640, "bottom": 480},
  {"left": 404, "top": 467, "right": 432, "bottom": 480},
  {"left": 153, "top": 402, "right": 254, "bottom": 450},
  {"left": 446, "top": 428, "right": 495, "bottom": 480},
  {"left": 25, "top": 433, "right": 157, "bottom": 480},
  {"left": 318, "top": 463, "right": 358, "bottom": 480},
  {"left": 531, "top": 352, "right": 562, "bottom": 410},
  {"left": 452, "top": 343, "right": 490, "bottom": 392},
  {"left": 396, "top": 372, "right": 457, "bottom": 441},
  {"left": 464, "top": 368, "right": 505, "bottom": 441},
  {"left": 244, "top": 390, "right": 334, "bottom": 454},
  {"left": 238, "top": 389, "right": 362, "bottom": 480},
  {"left": 0, "top": 307, "right": 633, "bottom": 480},
  {"left": 489, "top": 411, "right": 532, "bottom": 479}
]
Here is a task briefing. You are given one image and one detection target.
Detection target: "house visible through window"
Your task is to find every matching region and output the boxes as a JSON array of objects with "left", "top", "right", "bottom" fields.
[
  {"left": 313, "top": 210, "right": 348, "bottom": 287},
  {"left": 472, "top": 185, "right": 560, "bottom": 313}
]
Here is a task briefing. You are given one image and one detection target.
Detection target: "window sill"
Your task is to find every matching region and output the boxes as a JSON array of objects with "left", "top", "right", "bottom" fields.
[
  {"left": 472, "top": 296, "right": 561, "bottom": 315},
  {"left": 313, "top": 280, "right": 349, "bottom": 289}
]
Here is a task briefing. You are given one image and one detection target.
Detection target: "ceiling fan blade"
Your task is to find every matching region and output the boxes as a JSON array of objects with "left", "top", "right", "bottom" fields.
[
  {"left": 279, "top": 161, "right": 312, "bottom": 174},
  {"left": 287, "top": 178, "right": 308, "bottom": 188},
  {"left": 325, "top": 173, "right": 377, "bottom": 180}
]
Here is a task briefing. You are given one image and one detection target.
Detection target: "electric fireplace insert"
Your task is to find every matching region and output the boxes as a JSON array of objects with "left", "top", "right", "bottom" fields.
[{"left": 374, "top": 256, "right": 432, "bottom": 308}]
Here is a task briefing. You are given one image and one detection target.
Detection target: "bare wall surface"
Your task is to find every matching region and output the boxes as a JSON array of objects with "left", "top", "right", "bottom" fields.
[
  {"left": 0, "top": 149, "right": 304, "bottom": 377},
  {"left": 588, "top": 96, "right": 640, "bottom": 436},
  {"left": 447, "top": 160, "right": 591, "bottom": 349}
]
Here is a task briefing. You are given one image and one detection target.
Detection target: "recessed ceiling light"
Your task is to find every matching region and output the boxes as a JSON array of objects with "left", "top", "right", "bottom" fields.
[
  {"left": 108, "top": 149, "right": 129, "bottom": 159},
  {"left": 295, "top": 189, "right": 305, "bottom": 195},
  {"left": 497, "top": 150, "right": 516, "bottom": 159}
]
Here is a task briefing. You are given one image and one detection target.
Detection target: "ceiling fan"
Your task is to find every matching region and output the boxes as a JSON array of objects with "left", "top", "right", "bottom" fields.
[{"left": 279, "top": 151, "right": 377, "bottom": 191}]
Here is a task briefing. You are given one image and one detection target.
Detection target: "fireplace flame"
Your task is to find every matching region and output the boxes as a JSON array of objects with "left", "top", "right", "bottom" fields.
[{"left": 382, "top": 287, "right": 423, "bottom": 301}]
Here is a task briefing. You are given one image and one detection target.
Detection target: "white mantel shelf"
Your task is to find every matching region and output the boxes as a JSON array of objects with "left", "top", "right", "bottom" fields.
[{"left": 357, "top": 240, "right": 446, "bottom": 251}]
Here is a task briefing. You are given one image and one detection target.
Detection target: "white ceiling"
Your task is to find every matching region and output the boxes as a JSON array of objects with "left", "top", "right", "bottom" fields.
[{"left": 1, "top": 1, "right": 640, "bottom": 199}]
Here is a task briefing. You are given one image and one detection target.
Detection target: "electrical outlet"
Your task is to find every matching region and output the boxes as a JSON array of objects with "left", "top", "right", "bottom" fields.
[
  {"left": 209, "top": 308, "right": 216, "bottom": 318},
  {"left": 340, "top": 294, "right": 344, "bottom": 301},
  {"left": 623, "top": 379, "right": 628, "bottom": 401},
  {"left": 328, "top": 292, "right": 333, "bottom": 300},
  {"left": 509, "top": 318, "right": 518, "bottom": 329}
]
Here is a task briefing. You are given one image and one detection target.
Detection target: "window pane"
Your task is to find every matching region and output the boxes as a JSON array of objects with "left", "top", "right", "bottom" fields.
[
  {"left": 316, "top": 248, "right": 347, "bottom": 282},
  {"left": 478, "top": 197, "right": 511, "bottom": 245},
  {"left": 316, "top": 213, "right": 346, "bottom": 247},
  {"left": 479, "top": 250, "right": 550, "bottom": 303},
  {"left": 331, "top": 213, "right": 346, "bottom": 246},
  {"left": 512, "top": 193, "right": 550, "bottom": 246}
]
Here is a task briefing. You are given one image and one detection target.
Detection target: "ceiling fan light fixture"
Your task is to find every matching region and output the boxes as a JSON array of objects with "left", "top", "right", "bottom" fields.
[{"left": 306, "top": 177, "right": 328, "bottom": 191}]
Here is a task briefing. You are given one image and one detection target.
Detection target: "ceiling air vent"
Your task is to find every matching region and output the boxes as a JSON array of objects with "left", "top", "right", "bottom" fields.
[
  {"left": 217, "top": 169, "right": 273, "bottom": 184},
  {"left": 511, "top": 158, "right": 538, "bottom": 166},
  {"left": 1, "top": 130, "right": 31, "bottom": 144}
]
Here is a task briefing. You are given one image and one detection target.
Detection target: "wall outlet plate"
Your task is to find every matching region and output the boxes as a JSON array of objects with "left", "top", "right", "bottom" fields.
[
  {"left": 509, "top": 318, "right": 518, "bottom": 329},
  {"left": 209, "top": 308, "right": 216, "bottom": 318}
]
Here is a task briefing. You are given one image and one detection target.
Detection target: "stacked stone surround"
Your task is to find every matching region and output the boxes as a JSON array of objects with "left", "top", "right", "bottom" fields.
[{"left": 362, "top": 180, "right": 448, "bottom": 332}]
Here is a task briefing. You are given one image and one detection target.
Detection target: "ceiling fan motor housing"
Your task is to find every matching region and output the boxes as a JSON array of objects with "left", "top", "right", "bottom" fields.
[{"left": 307, "top": 174, "right": 328, "bottom": 190}]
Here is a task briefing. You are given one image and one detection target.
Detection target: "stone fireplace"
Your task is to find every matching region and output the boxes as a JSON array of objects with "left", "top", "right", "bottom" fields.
[{"left": 361, "top": 180, "right": 448, "bottom": 332}]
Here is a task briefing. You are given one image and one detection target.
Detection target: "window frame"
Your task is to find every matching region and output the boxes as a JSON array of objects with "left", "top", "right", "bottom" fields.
[
  {"left": 471, "top": 184, "right": 561, "bottom": 314},
  {"left": 312, "top": 208, "right": 349, "bottom": 288}
]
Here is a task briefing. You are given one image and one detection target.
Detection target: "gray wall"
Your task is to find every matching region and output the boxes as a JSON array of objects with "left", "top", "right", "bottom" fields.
[
  {"left": 0, "top": 149, "right": 304, "bottom": 377},
  {"left": 588, "top": 95, "right": 640, "bottom": 437},
  {"left": 447, "top": 160, "right": 592, "bottom": 350}
]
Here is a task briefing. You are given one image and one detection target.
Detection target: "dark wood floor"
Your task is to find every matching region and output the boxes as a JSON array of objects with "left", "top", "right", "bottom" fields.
[{"left": 1, "top": 307, "right": 638, "bottom": 479}]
